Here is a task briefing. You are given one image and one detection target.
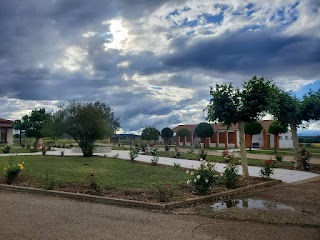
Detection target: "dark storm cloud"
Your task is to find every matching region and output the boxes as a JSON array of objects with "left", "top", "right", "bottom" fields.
[{"left": 163, "top": 30, "right": 320, "bottom": 79}]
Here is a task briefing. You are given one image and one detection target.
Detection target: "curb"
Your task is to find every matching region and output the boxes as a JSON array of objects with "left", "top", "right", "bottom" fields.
[{"left": 0, "top": 180, "right": 281, "bottom": 210}]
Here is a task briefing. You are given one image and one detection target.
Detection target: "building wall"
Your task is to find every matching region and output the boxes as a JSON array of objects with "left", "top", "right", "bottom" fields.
[{"left": 279, "top": 131, "right": 293, "bottom": 148}]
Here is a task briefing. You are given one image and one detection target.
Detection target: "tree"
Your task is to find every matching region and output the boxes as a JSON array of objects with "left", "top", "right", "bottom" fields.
[
  {"left": 13, "top": 119, "right": 27, "bottom": 145},
  {"left": 176, "top": 128, "right": 191, "bottom": 146},
  {"left": 268, "top": 121, "right": 288, "bottom": 152},
  {"left": 244, "top": 121, "right": 263, "bottom": 151},
  {"left": 207, "top": 76, "right": 277, "bottom": 178},
  {"left": 41, "top": 111, "right": 65, "bottom": 144},
  {"left": 161, "top": 127, "right": 173, "bottom": 144},
  {"left": 56, "top": 101, "right": 120, "bottom": 157},
  {"left": 141, "top": 126, "right": 160, "bottom": 143},
  {"left": 23, "top": 109, "right": 49, "bottom": 148},
  {"left": 272, "top": 89, "right": 320, "bottom": 169},
  {"left": 194, "top": 122, "right": 213, "bottom": 147}
]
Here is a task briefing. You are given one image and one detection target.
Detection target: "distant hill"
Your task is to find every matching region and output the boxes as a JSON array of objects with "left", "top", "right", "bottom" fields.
[{"left": 298, "top": 130, "right": 320, "bottom": 137}]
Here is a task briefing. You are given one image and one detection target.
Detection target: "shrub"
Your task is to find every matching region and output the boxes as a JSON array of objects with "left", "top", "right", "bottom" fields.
[
  {"left": 275, "top": 154, "right": 283, "bottom": 162},
  {"left": 42, "top": 170, "right": 57, "bottom": 190},
  {"left": 260, "top": 159, "right": 275, "bottom": 178},
  {"left": 4, "top": 158, "right": 25, "bottom": 184},
  {"left": 150, "top": 146, "right": 159, "bottom": 165},
  {"left": 140, "top": 141, "right": 148, "bottom": 152},
  {"left": 173, "top": 148, "right": 181, "bottom": 158},
  {"left": 129, "top": 145, "right": 138, "bottom": 161},
  {"left": 60, "top": 151, "right": 65, "bottom": 156},
  {"left": 2, "top": 145, "right": 11, "bottom": 154},
  {"left": 164, "top": 144, "right": 170, "bottom": 151},
  {"left": 221, "top": 149, "right": 239, "bottom": 188},
  {"left": 173, "top": 162, "right": 181, "bottom": 169},
  {"left": 186, "top": 160, "right": 218, "bottom": 195},
  {"left": 188, "top": 147, "right": 194, "bottom": 153},
  {"left": 41, "top": 146, "right": 47, "bottom": 155},
  {"left": 198, "top": 148, "right": 207, "bottom": 160},
  {"left": 157, "top": 183, "right": 174, "bottom": 202}
]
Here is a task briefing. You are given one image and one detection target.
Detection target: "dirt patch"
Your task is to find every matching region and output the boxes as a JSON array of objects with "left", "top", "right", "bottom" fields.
[{"left": 0, "top": 175, "right": 269, "bottom": 203}]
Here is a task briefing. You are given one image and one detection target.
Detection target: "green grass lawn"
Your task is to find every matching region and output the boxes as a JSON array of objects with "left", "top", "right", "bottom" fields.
[
  {"left": 0, "top": 147, "right": 34, "bottom": 154},
  {"left": 0, "top": 155, "right": 188, "bottom": 191}
]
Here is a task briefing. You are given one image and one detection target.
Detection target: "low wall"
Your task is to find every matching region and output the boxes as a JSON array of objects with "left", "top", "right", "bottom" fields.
[{"left": 71, "top": 146, "right": 111, "bottom": 153}]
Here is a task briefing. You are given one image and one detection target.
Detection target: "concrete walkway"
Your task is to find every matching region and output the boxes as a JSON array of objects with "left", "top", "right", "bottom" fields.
[
  {"left": 0, "top": 148, "right": 318, "bottom": 183},
  {"left": 32, "top": 148, "right": 319, "bottom": 184}
]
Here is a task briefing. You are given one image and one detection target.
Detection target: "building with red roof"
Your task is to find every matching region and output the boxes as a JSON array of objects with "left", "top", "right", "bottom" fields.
[
  {"left": 172, "top": 120, "right": 293, "bottom": 150},
  {"left": 0, "top": 118, "right": 13, "bottom": 144}
]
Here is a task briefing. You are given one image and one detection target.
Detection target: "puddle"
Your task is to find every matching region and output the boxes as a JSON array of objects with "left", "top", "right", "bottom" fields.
[{"left": 211, "top": 198, "right": 295, "bottom": 211}]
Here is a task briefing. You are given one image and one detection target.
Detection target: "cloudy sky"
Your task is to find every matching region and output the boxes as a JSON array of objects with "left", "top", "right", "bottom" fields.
[{"left": 0, "top": 0, "right": 319, "bottom": 135}]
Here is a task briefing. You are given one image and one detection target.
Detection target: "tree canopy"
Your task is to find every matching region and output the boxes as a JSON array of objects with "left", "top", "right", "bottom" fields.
[
  {"left": 141, "top": 126, "right": 160, "bottom": 142},
  {"left": 207, "top": 76, "right": 277, "bottom": 178},
  {"left": 195, "top": 122, "right": 213, "bottom": 138},
  {"left": 13, "top": 119, "right": 26, "bottom": 145},
  {"left": 176, "top": 128, "right": 191, "bottom": 137},
  {"left": 268, "top": 120, "right": 288, "bottom": 152},
  {"left": 56, "top": 101, "right": 120, "bottom": 157},
  {"left": 244, "top": 121, "right": 263, "bottom": 151},
  {"left": 161, "top": 127, "right": 173, "bottom": 143}
]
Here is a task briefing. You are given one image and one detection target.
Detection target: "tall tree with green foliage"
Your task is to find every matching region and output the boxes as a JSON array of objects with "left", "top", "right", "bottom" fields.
[
  {"left": 206, "top": 76, "right": 277, "bottom": 178},
  {"left": 161, "top": 127, "right": 173, "bottom": 144},
  {"left": 272, "top": 89, "right": 320, "bottom": 168},
  {"left": 268, "top": 120, "right": 288, "bottom": 152},
  {"left": 56, "top": 101, "right": 120, "bottom": 157},
  {"left": 176, "top": 128, "right": 191, "bottom": 146},
  {"left": 141, "top": 126, "right": 160, "bottom": 143},
  {"left": 13, "top": 119, "right": 27, "bottom": 145},
  {"left": 194, "top": 122, "right": 213, "bottom": 147},
  {"left": 41, "top": 111, "right": 65, "bottom": 144},
  {"left": 244, "top": 121, "right": 263, "bottom": 151},
  {"left": 23, "top": 109, "right": 49, "bottom": 148}
]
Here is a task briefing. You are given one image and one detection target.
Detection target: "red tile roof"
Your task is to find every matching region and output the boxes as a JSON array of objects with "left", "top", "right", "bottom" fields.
[{"left": 0, "top": 118, "right": 13, "bottom": 127}]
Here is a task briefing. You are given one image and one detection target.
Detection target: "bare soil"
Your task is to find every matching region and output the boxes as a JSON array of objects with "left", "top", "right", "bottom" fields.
[{"left": 0, "top": 175, "right": 268, "bottom": 203}]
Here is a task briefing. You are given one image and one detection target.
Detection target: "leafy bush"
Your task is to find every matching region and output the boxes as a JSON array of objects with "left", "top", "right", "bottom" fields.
[
  {"left": 157, "top": 183, "right": 174, "bottom": 202},
  {"left": 188, "top": 147, "right": 194, "bottom": 153},
  {"left": 140, "top": 141, "right": 148, "bottom": 152},
  {"left": 2, "top": 145, "right": 11, "bottom": 154},
  {"left": 4, "top": 158, "right": 25, "bottom": 184},
  {"left": 173, "top": 148, "right": 181, "bottom": 158},
  {"left": 42, "top": 170, "right": 57, "bottom": 190},
  {"left": 129, "top": 145, "right": 138, "bottom": 161},
  {"left": 300, "top": 148, "right": 311, "bottom": 171},
  {"left": 164, "top": 144, "right": 170, "bottom": 151},
  {"left": 173, "top": 162, "right": 181, "bottom": 169},
  {"left": 198, "top": 148, "right": 207, "bottom": 160},
  {"left": 186, "top": 161, "right": 218, "bottom": 195},
  {"left": 260, "top": 159, "right": 275, "bottom": 178},
  {"left": 221, "top": 149, "right": 239, "bottom": 188},
  {"left": 275, "top": 154, "right": 283, "bottom": 162},
  {"left": 150, "top": 146, "right": 159, "bottom": 165}
]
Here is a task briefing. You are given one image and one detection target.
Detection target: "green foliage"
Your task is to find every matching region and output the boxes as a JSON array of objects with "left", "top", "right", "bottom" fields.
[
  {"left": 56, "top": 101, "right": 120, "bottom": 157},
  {"left": 41, "top": 112, "right": 65, "bottom": 141},
  {"left": 13, "top": 119, "right": 26, "bottom": 144},
  {"left": 244, "top": 121, "right": 263, "bottom": 136},
  {"left": 275, "top": 154, "right": 283, "bottom": 162},
  {"left": 176, "top": 128, "right": 190, "bottom": 137},
  {"left": 157, "top": 183, "right": 174, "bottom": 202},
  {"left": 198, "top": 148, "right": 207, "bottom": 160},
  {"left": 186, "top": 161, "right": 218, "bottom": 195},
  {"left": 161, "top": 127, "right": 173, "bottom": 141},
  {"left": 150, "top": 146, "right": 159, "bottom": 165},
  {"left": 222, "top": 149, "right": 239, "bottom": 189},
  {"left": 300, "top": 148, "right": 311, "bottom": 171},
  {"left": 3, "top": 157, "right": 25, "bottom": 185},
  {"left": 141, "top": 126, "right": 160, "bottom": 142},
  {"left": 173, "top": 162, "right": 181, "bottom": 169},
  {"left": 42, "top": 170, "right": 58, "bottom": 190},
  {"left": 2, "top": 145, "right": 11, "bottom": 154},
  {"left": 301, "top": 89, "right": 320, "bottom": 121},
  {"left": 268, "top": 120, "right": 288, "bottom": 135},
  {"left": 260, "top": 160, "right": 275, "bottom": 178},
  {"left": 195, "top": 122, "right": 213, "bottom": 138},
  {"left": 129, "top": 145, "right": 138, "bottom": 161},
  {"left": 140, "top": 141, "right": 148, "bottom": 152},
  {"left": 173, "top": 147, "right": 181, "bottom": 158}
]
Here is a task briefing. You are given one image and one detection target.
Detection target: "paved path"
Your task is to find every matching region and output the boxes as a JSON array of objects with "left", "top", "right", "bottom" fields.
[
  {"left": 1, "top": 148, "right": 318, "bottom": 183},
  {"left": 1, "top": 191, "right": 319, "bottom": 240}
]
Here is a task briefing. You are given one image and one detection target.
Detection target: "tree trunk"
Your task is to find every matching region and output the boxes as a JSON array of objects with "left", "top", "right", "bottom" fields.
[
  {"left": 33, "top": 138, "right": 39, "bottom": 149},
  {"left": 274, "top": 134, "right": 279, "bottom": 153},
  {"left": 239, "top": 121, "right": 249, "bottom": 178},
  {"left": 19, "top": 130, "right": 22, "bottom": 145},
  {"left": 290, "top": 123, "right": 301, "bottom": 169},
  {"left": 249, "top": 134, "right": 252, "bottom": 151}
]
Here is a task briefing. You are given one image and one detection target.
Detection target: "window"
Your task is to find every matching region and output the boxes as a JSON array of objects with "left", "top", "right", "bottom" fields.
[
  {"left": 279, "top": 136, "right": 283, "bottom": 140},
  {"left": 285, "top": 136, "right": 289, "bottom": 140}
]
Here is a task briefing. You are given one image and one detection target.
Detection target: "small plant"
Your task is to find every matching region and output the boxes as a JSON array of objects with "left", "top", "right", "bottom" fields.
[
  {"left": 41, "top": 145, "right": 47, "bottom": 155},
  {"left": 3, "top": 157, "right": 24, "bottom": 185},
  {"left": 275, "top": 154, "right": 283, "bottom": 162},
  {"left": 188, "top": 147, "right": 194, "bottom": 153},
  {"left": 157, "top": 183, "right": 174, "bottom": 202},
  {"left": 88, "top": 173, "right": 102, "bottom": 195},
  {"left": 260, "top": 159, "right": 275, "bottom": 179},
  {"left": 198, "top": 148, "right": 207, "bottom": 160},
  {"left": 2, "top": 145, "right": 11, "bottom": 154},
  {"left": 300, "top": 148, "right": 311, "bottom": 171},
  {"left": 42, "top": 170, "right": 57, "bottom": 190},
  {"left": 112, "top": 153, "right": 119, "bottom": 159},
  {"left": 221, "top": 150, "right": 239, "bottom": 189},
  {"left": 150, "top": 146, "right": 159, "bottom": 165},
  {"left": 173, "top": 162, "right": 181, "bottom": 169},
  {"left": 164, "top": 144, "right": 170, "bottom": 151},
  {"left": 129, "top": 145, "right": 138, "bottom": 161},
  {"left": 173, "top": 148, "right": 181, "bottom": 158},
  {"left": 60, "top": 151, "right": 65, "bottom": 156},
  {"left": 140, "top": 141, "right": 148, "bottom": 152},
  {"left": 186, "top": 160, "right": 218, "bottom": 195}
]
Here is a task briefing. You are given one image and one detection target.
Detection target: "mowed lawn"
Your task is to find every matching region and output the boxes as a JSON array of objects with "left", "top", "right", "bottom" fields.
[{"left": 0, "top": 155, "right": 188, "bottom": 191}]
